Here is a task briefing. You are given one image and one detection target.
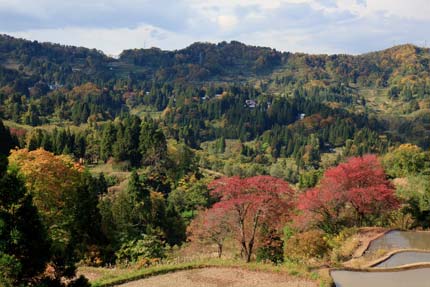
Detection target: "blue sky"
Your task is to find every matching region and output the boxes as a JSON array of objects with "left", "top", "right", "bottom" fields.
[{"left": 1, "top": 0, "right": 429, "bottom": 55}]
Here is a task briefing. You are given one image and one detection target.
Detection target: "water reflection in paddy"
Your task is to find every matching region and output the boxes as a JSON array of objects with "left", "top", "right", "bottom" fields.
[
  {"left": 366, "top": 231, "right": 430, "bottom": 254},
  {"left": 375, "top": 251, "right": 430, "bottom": 268},
  {"left": 331, "top": 268, "right": 430, "bottom": 287}
]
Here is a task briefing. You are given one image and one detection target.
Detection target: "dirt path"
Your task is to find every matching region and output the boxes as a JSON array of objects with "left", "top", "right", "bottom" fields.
[{"left": 116, "top": 267, "right": 317, "bottom": 287}]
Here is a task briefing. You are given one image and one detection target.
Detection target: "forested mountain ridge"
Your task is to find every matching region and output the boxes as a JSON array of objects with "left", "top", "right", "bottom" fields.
[
  {"left": 0, "top": 34, "right": 429, "bottom": 155},
  {"left": 1, "top": 34, "right": 430, "bottom": 85}
]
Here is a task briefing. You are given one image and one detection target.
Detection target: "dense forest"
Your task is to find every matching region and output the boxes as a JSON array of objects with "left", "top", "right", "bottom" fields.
[{"left": 1, "top": 35, "right": 430, "bottom": 286}]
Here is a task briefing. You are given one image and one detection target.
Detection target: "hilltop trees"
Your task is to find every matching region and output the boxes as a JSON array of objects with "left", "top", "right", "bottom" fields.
[
  {"left": 298, "top": 155, "right": 399, "bottom": 233},
  {"left": 0, "top": 36, "right": 429, "bottom": 162}
]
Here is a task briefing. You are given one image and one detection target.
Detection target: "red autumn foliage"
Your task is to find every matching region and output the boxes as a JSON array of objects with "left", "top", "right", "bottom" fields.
[
  {"left": 208, "top": 175, "right": 294, "bottom": 262},
  {"left": 298, "top": 155, "right": 399, "bottom": 233},
  {"left": 187, "top": 208, "right": 232, "bottom": 258},
  {"left": 9, "top": 127, "right": 26, "bottom": 138}
]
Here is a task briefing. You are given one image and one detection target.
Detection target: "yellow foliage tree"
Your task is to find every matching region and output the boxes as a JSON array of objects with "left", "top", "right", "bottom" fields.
[
  {"left": 9, "top": 148, "right": 83, "bottom": 242},
  {"left": 383, "top": 144, "right": 428, "bottom": 178}
]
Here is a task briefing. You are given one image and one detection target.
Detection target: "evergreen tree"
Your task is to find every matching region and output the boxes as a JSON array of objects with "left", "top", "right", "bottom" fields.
[
  {"left": 163, "top": 203, "right": 186, "bottom": 246},
  {"left": 100, "top": 122, "right": 116, "bottom": 162},
  {"left": 139, "top": 120, "right": 167, "bottom": 166},
  {"left": 70, "top": 172, "right": 106, "bottom": 254},
  {"left": 0, "top": 159, "right": 51, "bottom": 286},
  {"left": 22, "top": 103, "right": 40, "bottom": 126},
  {"left": 127, "top": 171, "right": 152, "bottom": 233},
  {"left": 0, "top": 119, "right": 14, "bottom": 157},
  {"left": 122, "top": 116, "right": 142, "bottom": 166}
]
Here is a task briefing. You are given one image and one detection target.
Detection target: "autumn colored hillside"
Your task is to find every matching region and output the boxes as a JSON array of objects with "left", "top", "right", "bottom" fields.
[{"left": 1, "top": 35, "right": 430, "bottom": 287}]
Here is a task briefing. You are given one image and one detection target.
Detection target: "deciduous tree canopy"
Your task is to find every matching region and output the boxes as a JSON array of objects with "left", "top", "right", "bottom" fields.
[
  {"left": 208, "top": 175, "right": 294, "bottom": 262},
  {"left": 298, "top": 155, "right": 399, "bottom": 233}
]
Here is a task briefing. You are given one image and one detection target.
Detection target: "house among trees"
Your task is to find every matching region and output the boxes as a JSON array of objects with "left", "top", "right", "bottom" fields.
[
  {"left": 49, "top": 83, "right": 63, "bottom": 90},
  {"left": 245, "top": 99, "right": 257, "bottom": 108}
]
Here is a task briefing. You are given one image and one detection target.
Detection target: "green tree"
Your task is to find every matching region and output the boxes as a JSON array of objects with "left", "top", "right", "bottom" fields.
[
  {"left": 22, "top": 102, "right": 40, "bottom": 126},
  {"left": 168, "top": 176, "right": 211, "bottom": 218},
  {"left": 163, "top": 203, "right": 186, "bottom": 246},
  {"left": 383, "top": 144, "right": 429, "bottom": 178},
  {"left": 0, "top": 119, "right": 15, "bottom": 157},
  {"left": 0, "top": 160, "right": 51, "bottom": 286},
  {"left": 8, "top": 149, "right": 97, "bottom": 281},
  {"left": 70, "top": 172, "right": 106, "bottom": 256},
  {"left": 122, "top": 116, "right": 142, "bottom": 166},
  {"left": 139, "top": 120, "right": 167, "bottom": 166},
  {"left": 396, "top": 175, "right": 430, "bottom": 228},
  {"left": 128, "top": 171, "right": 152, "bottom": 234},
  {"left": 100, "top": 122, "right": 116, "bottom": 162},
  {"left": 115, "top": 230, "right": 166, "bottom": 265}
]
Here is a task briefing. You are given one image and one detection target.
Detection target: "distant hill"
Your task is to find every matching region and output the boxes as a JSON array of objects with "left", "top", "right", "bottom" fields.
[
  {"left": 0, "top": 34, "right": 429, "bottom": 149},
  {"left": 1, "top": 34, "right": 429, "bottom": 86}
]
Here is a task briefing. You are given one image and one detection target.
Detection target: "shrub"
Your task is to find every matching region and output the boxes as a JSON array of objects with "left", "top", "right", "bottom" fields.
[
  {"left": 36, "top": 275, "right": 90, "bottom": 287},
  {"left": 112, "top": 160, "right": 131, "bottom": 171},
  {"left": 326, "top": 227, "right": 359, "bottom": 263},
  {"left": 389, "top": 210, "right": 414, "bottom": 230},
  {"left": 326, "top": 227, "right": 358, "bottom": 250},
  {"left": 256, "top": 228, "right": 284, "bottom": 264},
  {"left": 67, "top": 276, "right": 91, "bottom": 287},
  {"left": 81, "top": 245, "right": 103, "bottom": 267},
  {"left": 284, "top": 230, "right": 329, "bottom": 262},
  {"left": 115, "top": 234, "right": 166, "bottom": 266},
  {"left": 0, "top": 254, "right": 21, "bottom": 287}
]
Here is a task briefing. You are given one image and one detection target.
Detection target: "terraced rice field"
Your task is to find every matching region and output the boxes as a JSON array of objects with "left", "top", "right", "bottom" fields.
[{"left": 116, "top": 267, "right": 317, "bottom": 287}]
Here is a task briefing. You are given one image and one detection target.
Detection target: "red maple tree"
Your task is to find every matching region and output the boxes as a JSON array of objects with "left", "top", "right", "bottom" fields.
[
  {"left": 298, "top": 155, "right": 399, "bottom": 233},
  {"left": 187, "top": 207, "right": 232, "bottom": 258},
  {"left": 208, "top": 175, "right": 294, "bottom": 262}
]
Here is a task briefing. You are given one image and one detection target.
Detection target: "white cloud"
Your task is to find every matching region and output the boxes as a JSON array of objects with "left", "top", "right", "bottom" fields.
[
  {"left": 217, "top": 15, "right": 239, "bottom": 31},
  {"left": 1, "top": 0, "right": 430, "bottom": 54},
  {"left": 365, "top": 0, "right": 430, "bottom": 20},
  {"left": 8, "top": 24, "right": 196, "bottom": 56}
]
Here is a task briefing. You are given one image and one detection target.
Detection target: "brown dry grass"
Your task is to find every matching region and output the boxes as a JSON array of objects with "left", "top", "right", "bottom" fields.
[
  {"left": 342, "top": 227, "right": 389, "bottom": 268},
  {"left": 116, "top": 267, "right": 317, "bottom": 287}
]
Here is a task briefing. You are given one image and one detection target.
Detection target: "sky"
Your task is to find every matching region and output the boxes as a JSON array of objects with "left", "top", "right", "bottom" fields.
[{"left": 1, "top": 0, "right": 430, "bottom": 56}]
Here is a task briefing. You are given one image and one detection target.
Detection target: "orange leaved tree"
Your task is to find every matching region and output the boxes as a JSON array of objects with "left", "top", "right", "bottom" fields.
[
  {"left": 9, "top": 148, "right": 82, "bottom": 230},
  {"left": 8, "top": 148, "right": 93, "bottom": 279}
]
